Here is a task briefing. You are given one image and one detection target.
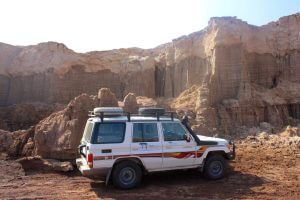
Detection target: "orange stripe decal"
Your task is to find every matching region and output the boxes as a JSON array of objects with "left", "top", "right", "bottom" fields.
[{"left": 93, "top": 147, "right": 209, "bottom": 160}]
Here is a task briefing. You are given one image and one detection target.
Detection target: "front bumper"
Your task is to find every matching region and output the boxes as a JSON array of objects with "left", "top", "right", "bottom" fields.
[{"left": 226, "top": 142, "right": 236, "bottom": 160}]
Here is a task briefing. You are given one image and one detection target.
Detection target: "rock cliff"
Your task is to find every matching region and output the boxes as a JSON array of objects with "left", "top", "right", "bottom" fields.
[{"left": 1, "top": 13, "right": 300, "bottom": 134}]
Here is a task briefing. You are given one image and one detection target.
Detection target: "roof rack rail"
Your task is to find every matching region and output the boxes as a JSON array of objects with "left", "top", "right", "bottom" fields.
[{"left": 89, "top": 107, "right": 176, "bottom": 122}]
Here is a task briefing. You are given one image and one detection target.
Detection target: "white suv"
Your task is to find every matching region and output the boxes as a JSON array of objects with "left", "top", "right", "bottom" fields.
[{"left": 76, "top": 107, "right": 235, "bottom": 189}]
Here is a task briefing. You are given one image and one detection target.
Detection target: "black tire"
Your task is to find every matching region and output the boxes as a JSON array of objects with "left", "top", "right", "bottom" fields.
[
  {"left": 112, "top": 161, "right": 142, "bottom": 189},
  {"left": 203, "top": 155, "right": 227, "bottom": 180}
]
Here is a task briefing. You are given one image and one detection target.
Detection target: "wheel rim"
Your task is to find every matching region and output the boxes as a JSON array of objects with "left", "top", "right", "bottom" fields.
[
  {"left": 119, "top": 167, "right": 136, "bottom": 185},
  {"left": 209, "top": 160, "right": 223, "bottom": 176}
]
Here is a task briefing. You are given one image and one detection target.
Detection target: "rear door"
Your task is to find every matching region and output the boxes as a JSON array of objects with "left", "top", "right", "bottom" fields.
[
  {"left": 130, "top": 122, "right": 163, "bottom": 170},
  {"left": 90, "top": 122, "right": 130, "bottom": 169},
  {"left": 161, "top": 122, "right": 197, "bottom": 168}
]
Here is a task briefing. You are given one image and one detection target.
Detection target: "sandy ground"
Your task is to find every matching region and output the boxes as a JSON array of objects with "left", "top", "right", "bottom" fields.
[{"left": 1, "top": 143, "right": 300, "bottom": 200}]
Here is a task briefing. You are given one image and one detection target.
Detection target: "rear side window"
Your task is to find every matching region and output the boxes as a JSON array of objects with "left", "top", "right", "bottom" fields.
[
  {"left": 92, "top": 123, "right": 126, "bottom": 144},
  {"left": 132, "top": 123, "right": 159, "bottom": 142},
  {"left": 162, "top": 123, "right": 186, "bottom": 141},
  {"left": 83, "top": 121, "right": 94, "bottom": 142}
]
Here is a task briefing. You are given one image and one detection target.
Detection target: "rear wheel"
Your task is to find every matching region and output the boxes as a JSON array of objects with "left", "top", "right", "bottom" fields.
[
  {"left": 112, "top": 161, "right": 142, "bottom": 189},
  {"left": 203, "top": 155, "right": 226, "bottom": 180}
]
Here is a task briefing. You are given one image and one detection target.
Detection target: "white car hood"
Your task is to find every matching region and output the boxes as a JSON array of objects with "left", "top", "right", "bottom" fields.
[{"left": 197, "top": 135, "right": 228, "bottom": 145}]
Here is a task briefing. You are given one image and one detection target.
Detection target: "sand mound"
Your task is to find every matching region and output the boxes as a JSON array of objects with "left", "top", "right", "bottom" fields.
[{"left": 171, "top": 85, "right": 200, "bottom": 110}]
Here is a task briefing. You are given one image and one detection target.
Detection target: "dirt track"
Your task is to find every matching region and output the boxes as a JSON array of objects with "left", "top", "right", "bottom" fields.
[{"left": 1, "top": 143, "right": 300, "bottom": 200}]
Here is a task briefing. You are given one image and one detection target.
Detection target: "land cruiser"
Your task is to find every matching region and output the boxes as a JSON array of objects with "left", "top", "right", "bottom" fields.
[{"left": 76, "top": 107, "right": 235, "bottom": 189}]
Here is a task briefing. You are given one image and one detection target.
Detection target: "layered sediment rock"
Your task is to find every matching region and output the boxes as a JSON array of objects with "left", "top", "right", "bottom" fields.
[
  {"left": 0, "top": 103, "right": 63, "bottom": 131},
  {"left": 1, "top": 13, "right": 300, "bottom": 135}
]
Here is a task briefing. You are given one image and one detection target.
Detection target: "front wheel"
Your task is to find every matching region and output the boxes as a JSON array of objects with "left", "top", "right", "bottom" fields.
[
  {"left": 203, "top": 155, "right": 227, "bottom": 180},
  {"left": 112, "top": 161, "right": 142, "bottom": 189}
]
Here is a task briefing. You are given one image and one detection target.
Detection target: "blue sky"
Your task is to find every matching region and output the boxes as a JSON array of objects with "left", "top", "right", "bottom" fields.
[
  {"left": 0, "top": 0, "right": 299, "bottom": 52},
  {"left": 203, "top": 0, "right": 300, "bottom": 26}
]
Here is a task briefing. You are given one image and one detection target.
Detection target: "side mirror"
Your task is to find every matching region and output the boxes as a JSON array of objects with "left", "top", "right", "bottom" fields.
[{"left": 183, "top": 133, "right": 191, "bottom": 142}]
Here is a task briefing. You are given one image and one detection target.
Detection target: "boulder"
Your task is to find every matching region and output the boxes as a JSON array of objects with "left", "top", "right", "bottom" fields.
[
  {"left": 98, "top": 88, "right": 118, "bottom": 107},
  {"left": 0, "top": 127, "right": 34, "bottom": 158},
  {"left": 34, "top": 94, "right": 98, "bottom": 159},
  {"left": 17, "top": 156, "right": 74, "bottom": 172},
  {"left": 123, "top": 93, "right": 138, "bottom": 113}
]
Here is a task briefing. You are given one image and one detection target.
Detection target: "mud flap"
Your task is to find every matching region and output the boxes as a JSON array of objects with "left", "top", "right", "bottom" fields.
[
  {"left": 199, "top": 158, "right": 206, "bottom": 172},
  {"left": 105, "top": 169, "right": 112, "bottom": 186}
]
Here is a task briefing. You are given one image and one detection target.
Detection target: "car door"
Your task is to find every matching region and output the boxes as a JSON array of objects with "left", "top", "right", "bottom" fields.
[
  {"left": 130, "top": 122, "right": 163, "bottom": 170},
  {"left": 161, "top": 122, "right": 197, "bottom": 168},
  {"left": 90, "top": 122, "right": 131, "bottom": 169}
]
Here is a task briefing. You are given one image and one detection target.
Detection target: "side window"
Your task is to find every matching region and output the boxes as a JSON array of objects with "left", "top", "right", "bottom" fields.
[
  {"left": 162, "top": 123, "right": 187, "bottom": 141},
  {"left": 92, "top": 123, "right": 125, "bottom": 144},
  {"left": 133, "top": 123, "right": 159, "bottom": 142},
  {"left": 83, "top": 121, "right": 94, "bottom": 142}
]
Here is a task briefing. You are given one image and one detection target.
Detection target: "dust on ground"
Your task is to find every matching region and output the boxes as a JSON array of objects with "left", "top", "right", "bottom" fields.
[{"left": 1, "top": 137, "right": 299, "bottom": 200}]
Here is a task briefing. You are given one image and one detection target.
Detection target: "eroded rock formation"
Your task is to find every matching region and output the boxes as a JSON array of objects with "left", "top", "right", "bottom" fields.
[
  {"left": 33, "top": 88, "right": 123, "bottom": 159},
  {"left": 123, "top": 93, "right": 138, "bottom": 113},
  {"left": 98, "top": 88, "right": 118, "bottom": 107},
  {"left": 33, "top": 94, "right": 98, "bottom": 159},
  {"left": 1, "top": 13, "right": 300, "bottom": 135}
]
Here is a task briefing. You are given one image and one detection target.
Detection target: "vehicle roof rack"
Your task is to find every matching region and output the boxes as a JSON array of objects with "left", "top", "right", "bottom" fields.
[
  {"left": 89, "top": 107, "right": 175, "bottom": 122},
  {"left": 89, "top": 107, "right": 124, "bottom": 122}
]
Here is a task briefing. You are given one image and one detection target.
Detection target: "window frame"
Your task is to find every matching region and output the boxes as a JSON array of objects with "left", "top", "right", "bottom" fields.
[
  {"left": 132, "top": 122, "right": 160, "bottom": 143},
  {"left": 91, "top": 122, "right": 126, "bottom": 144},
  {"left": 161, "top": 122, "right": 189, "bottom": 142}
]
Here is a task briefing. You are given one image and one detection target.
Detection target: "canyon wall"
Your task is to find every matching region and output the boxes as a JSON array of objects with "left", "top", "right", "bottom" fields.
[{"left": 1, "top": 13, "right": 300, "bottom": 134}]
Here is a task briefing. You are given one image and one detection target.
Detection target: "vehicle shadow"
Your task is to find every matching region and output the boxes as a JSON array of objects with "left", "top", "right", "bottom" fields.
[{"left": 90, "top": 167, "right": 270, "bottom": 200}]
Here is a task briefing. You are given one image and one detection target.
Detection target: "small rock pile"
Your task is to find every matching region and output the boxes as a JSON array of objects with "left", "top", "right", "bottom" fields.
[
  {"left": 240, "top": 126, "right": 300, "bottom": 152},
  {"left": 0, "top": 127, "right": 34, "bottom": 158}
]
